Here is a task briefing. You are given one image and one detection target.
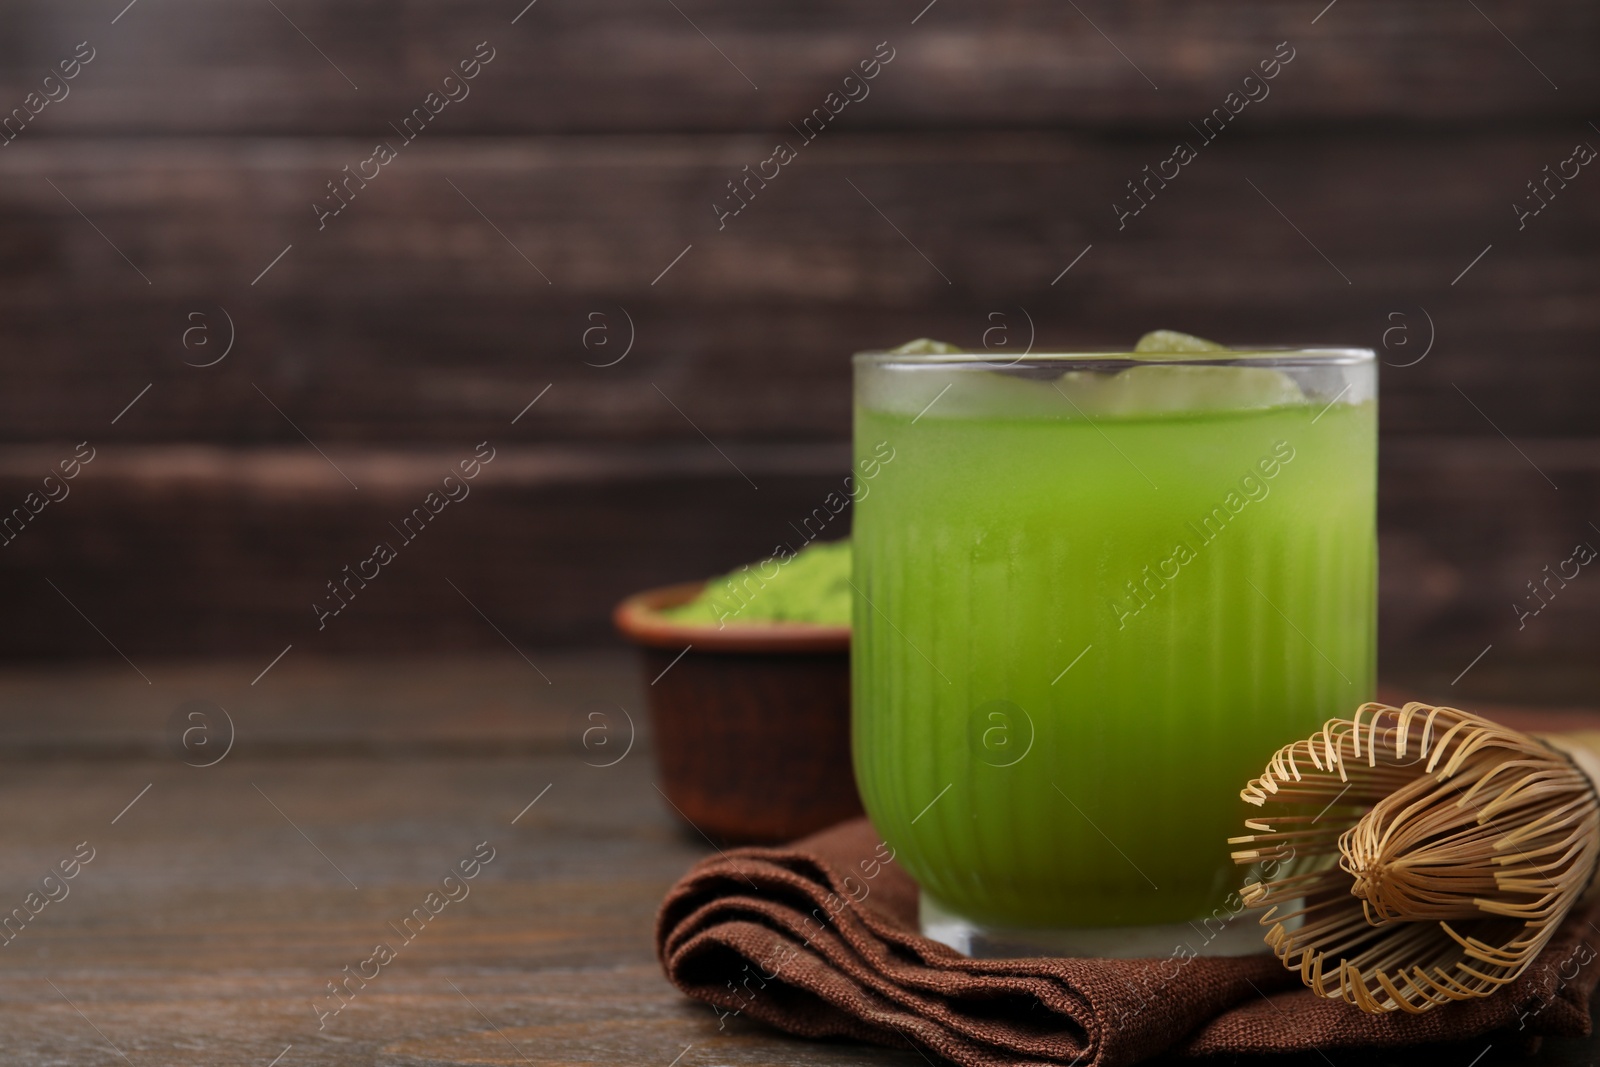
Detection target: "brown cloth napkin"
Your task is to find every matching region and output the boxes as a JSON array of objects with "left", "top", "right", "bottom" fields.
[{"left": 657, "top": 818, "right": 1600, "bottom": 1066}]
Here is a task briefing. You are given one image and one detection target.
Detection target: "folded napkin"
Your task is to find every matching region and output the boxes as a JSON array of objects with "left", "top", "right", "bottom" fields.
[{"left": 657, "top": 818, "right": 1600, "bottom": 1066}]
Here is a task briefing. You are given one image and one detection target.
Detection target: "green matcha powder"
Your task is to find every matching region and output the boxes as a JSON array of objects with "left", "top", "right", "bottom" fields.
[{"left": 660, "top": 538, "right": 851, "bottom": 627}]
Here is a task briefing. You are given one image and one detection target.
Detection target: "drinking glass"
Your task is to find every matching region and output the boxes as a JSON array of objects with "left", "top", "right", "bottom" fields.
[{"left": 851, "top": 347, "right": 1376, "bottom": 956}]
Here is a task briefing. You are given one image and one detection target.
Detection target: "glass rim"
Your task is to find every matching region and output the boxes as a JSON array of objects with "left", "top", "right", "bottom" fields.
[{"left": 853, "top": 346, "right": 1375, "bottom": 369}]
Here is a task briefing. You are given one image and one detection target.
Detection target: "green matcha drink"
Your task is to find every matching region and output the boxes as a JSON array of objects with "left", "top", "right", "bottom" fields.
[{"left": 851, "top": 343, "right": 1376, "bottom": 943}]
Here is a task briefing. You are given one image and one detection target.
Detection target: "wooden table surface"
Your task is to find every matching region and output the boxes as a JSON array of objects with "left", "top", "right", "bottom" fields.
[{"left": 1, "top": 651, "right": 1595, "bottom": 1067}]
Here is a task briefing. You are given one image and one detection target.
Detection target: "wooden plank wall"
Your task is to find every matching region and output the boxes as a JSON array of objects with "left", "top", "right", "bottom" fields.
[{"left": 0, "top": 1, "right": 1595, "bottom": 699}]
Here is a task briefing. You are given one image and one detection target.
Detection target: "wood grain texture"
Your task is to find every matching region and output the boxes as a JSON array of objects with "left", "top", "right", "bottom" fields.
[
  {"left": 0, "top": 743, "right": 891, "bottom": 1062},
  {"left": 0, "top": 132, "right": 1595, "bottom": 443},
  {"left": 0, "top": 443, "right": 853, "bottom": 657},
  {"left": 0, "top": 654, "right": 1594, "bottom": 1066},
  {"left": 0, "top": 0, "right": 1595, "bottom": 136},
  {"left": 1378, "top": 437, "right": 1600, "bottom": 704},
  {"left": 0, "top": 653, "right": 643, "bottom": 760},
  {"left": 0, "top": 1, "right": 1592, "bottom": 678}
]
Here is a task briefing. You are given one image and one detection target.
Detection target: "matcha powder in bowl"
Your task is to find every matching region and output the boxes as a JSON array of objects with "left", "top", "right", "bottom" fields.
[{"left": 659, "top": 539, "right": 852, "bottom": 628}]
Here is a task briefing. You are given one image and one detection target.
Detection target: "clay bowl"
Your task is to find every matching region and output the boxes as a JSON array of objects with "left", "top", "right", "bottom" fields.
[{"left": 613, "top": 581, "right": 861, "bottom": 846}]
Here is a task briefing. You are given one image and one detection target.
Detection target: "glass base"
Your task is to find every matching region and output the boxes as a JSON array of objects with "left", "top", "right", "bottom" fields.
[{"left": 919, "top": 890, "right": 1276, "bottom": 959}]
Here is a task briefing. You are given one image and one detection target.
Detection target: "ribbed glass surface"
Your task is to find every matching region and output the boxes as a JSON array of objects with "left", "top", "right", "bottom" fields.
[{"left": 852, "top": 361, "right": 1376, "bottom": 929}]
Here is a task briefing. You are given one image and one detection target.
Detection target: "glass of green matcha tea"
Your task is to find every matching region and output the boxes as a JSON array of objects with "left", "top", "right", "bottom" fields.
[{"left": 851, "top": 336, "right": 1376, "bottom": 956}]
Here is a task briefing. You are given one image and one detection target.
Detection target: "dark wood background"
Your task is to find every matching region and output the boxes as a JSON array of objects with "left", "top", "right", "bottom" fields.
[{"left": 0, "top": 1, "right": 1595, "bottom": 701}]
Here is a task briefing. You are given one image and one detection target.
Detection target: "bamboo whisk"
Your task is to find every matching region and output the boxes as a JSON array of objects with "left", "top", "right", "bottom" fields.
[{"left": 1230, "top": 701, "right": 1600, "bottom": 1014}]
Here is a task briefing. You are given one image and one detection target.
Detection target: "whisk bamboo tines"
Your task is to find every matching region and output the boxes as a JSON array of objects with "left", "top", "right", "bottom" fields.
[{"left": 1229, "top": 701, "right": 1600, "bottom": 1015}]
